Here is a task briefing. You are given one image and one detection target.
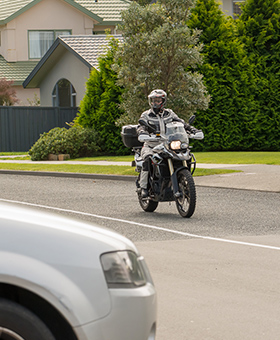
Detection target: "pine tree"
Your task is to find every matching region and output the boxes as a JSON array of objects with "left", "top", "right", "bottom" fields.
[{"left": 115, "top": 0, "right": 210, "bottom": 124}]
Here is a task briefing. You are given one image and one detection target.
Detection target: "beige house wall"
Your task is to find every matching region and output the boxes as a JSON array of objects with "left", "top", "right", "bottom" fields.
[
  {"left": 220, "top": 0, "right": 234, "bottom": 17},
  {"left": 1, "top": 0, "right": 99, "bottom": 62},
  {"left": 39, "top": 49, "right": 90, "bottom": 106},
  {"left": 15, "top": 87, "right": 40, "bottom": 106}
]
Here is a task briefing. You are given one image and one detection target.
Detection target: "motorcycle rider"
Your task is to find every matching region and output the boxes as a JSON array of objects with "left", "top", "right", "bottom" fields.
[{"left": 137, "top": 89, "right": 199, "bottom": 198}]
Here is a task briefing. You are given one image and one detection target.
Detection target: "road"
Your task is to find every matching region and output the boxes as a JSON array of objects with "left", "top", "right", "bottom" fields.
[{"left": 0, "top": 174, "right": 280, "bottom": 339}]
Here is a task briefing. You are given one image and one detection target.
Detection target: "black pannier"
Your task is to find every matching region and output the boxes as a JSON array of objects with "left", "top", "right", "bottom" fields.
[{"left": 121, "top": 125, "right": 143, "bottom": 148}]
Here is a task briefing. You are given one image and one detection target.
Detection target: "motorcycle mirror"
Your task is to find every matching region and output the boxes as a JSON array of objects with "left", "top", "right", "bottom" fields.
[
  {"left": 188, "top": 115, "right": 196, "bottom": 125},
  {"left": 192, "top": 131, "right": 204, "bottom": 140}
]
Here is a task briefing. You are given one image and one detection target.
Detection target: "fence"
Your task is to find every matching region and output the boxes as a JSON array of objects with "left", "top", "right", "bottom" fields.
[{"left": 0, "top": 106, "right": 79, "bottom": 152}]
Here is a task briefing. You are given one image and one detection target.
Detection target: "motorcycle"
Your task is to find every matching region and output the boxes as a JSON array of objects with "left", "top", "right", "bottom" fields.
[{"left": 121, "top": 115, "right": 204, "bottom": 218}]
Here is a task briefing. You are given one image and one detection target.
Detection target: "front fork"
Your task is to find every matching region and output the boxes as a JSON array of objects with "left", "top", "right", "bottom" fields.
[{"left": 168, "top": 159, "right": 188, "bottom": 198}]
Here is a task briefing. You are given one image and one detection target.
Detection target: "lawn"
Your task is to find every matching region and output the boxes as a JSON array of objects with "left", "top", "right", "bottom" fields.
[
  {"left": 0, "top": 163, "right": 238, "bottom": 177},
  {"left": 0, "top": 151, "right": 278, "bottom": 176},
  {"left": 69, "top": 151, "right": 280, "bottom": 165}
]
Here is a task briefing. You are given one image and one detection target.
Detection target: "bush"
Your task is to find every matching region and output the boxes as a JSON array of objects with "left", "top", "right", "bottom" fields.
[{"left": 29, "top": 126, "right": 101, "bottom": 161}]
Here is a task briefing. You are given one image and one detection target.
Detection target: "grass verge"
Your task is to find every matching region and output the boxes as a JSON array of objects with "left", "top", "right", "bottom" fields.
[
  {"left": 0, "top": 163, "right": 238, "bottom": 177},
  {"left": 71, "top": 151, "right": 280, "bottom": 165}
]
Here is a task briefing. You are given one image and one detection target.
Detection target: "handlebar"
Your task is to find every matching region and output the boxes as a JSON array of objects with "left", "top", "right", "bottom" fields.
[{"left": 138, "top": 133, "right": 167, "bottom": 143}]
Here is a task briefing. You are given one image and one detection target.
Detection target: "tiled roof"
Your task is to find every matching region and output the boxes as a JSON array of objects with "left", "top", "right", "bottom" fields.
[
  {"left": 23, "top": 34, "right": 123, "bottom": 87},
  {"left": 0, "top": 0, "right": 130, "bottom": 24},
  {"left": 0, "top": 56, "right": 38, "bottom": 85},
  {"left": 0, "top": 0, "right": 33, "bottom": 22},
  {"left": 59, "top": 34, "right": 123, "bottom": 68},
  {"left": 75, "top": 0, "right": 130, "bottom": 22}
]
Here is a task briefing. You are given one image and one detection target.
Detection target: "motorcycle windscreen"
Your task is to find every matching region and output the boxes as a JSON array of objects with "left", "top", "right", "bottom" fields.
[{"left": 165, "top": 122, "right": 189, "bottom": 143}]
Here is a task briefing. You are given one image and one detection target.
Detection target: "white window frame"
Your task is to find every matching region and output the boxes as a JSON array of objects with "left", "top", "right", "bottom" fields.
[
  {"left": 28, "top": 30, "right": 71, "bottom": 59},
  {"left": 52, "top": 79, "right": 77, "bottom": 107}
]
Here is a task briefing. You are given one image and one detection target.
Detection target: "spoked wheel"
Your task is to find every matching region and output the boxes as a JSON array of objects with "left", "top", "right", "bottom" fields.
[
  {"left": 0, "top": 299, "right": 55, "bottom": 340},
  {"left": 175, "top": 169, "right": 196, "bottom": 218},
  {"left": 137, "top": 176, "right": 158, "bottom": 213}
]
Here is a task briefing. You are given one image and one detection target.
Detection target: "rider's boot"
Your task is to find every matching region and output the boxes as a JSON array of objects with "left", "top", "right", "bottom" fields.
[{"left": 140, "top": 170, "right": 149, "bottom": 198}]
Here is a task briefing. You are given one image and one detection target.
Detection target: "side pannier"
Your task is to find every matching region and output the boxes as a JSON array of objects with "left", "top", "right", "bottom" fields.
[{"left": 121, "top": 125, "right": 143, "bottom": 148}]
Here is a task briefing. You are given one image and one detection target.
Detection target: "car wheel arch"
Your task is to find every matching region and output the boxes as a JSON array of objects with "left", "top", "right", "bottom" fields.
[{"left": 0, "top": 283, "right": 78, "bottom": 340}]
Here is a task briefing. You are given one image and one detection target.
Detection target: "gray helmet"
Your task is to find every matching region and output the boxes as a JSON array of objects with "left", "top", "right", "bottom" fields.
[{"left": 148, "top": 89, "right": 167, "bottom": 112}]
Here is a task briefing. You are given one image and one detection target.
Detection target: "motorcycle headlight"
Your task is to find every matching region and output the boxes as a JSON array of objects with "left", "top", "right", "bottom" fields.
[
  {"left": 100, "top": 251, "right": 147, "bottom": 288},
  {"left": 170, "top": 140, "right": 181, "bottom": 150}
]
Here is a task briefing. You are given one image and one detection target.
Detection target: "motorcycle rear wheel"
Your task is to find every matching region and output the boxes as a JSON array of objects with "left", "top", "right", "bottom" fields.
[
  {"left": 138, "top": 197, "right": 159, "bottom": 212},
  {"left": 137, "top": 176, "right": 158, "bottom": 212},
  {"left": 175, "top": 169, "right": 196, "bottom": 218}
]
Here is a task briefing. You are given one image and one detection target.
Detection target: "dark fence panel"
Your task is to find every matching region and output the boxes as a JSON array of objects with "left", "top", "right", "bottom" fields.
[{"left": 0, "top": 106, "right": 78, "bottom": 152}]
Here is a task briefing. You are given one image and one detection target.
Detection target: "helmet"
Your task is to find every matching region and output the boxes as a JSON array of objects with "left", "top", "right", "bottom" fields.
[{"left": 148, "top": 89, "right": 167, "bottom": 113}]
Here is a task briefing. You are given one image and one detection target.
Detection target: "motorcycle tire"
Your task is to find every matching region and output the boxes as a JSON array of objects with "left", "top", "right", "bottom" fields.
[
  {"left": 137, "top": 176, "right": 158, "bottom": 213},
  {"left": 175, "top": 169, "right": 196, "bottom": 218},
  {"left": 0, "top": 298, "right": 56, "bottom": 340}
]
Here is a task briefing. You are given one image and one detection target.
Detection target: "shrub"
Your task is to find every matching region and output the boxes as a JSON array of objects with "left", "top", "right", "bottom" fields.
[{"left": 29, "top": 126, "right": 101, "bottom": 161}]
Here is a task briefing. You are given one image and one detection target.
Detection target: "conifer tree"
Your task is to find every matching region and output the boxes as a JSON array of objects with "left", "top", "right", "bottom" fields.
[
  {"left": 188, "top": 0, "right": 257, "bottom": 151},
  {"left": 76, "top": 38, "right": 127, "bottom": 154},
  {"left": 236, "top": 0, "right": 280, "bottom": 150}
]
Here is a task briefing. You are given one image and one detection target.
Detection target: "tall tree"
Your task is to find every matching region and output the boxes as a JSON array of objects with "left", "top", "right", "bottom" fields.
[
  {"left": 115, "top": 0, "right": 210, "bottom": 125},
  {"left": 0, "top": 78, "right": 18, "bottom": 106},
  {"left": 236, "top": 0, "right": 280, "bottom": 150},
  {"left": 188, "top": 0, "right": 258, "bottom": 151},
  {"left": 75, "top": 37, "right": 127, "bottom": 154}
]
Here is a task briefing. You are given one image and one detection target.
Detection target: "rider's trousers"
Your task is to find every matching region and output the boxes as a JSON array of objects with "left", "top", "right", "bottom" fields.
[{"left": 140, "top": 145, "right": 154, "bottom": 189}]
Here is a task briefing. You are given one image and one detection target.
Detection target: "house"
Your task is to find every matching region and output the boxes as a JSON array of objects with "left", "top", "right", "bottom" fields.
[
  {"left": 0, "top": 0, "right": 130, "bottom": 105},
  {"left": 23, "top": 34, "right": 123, "bottom": 106},
  {"left": 1, "top": 0, "right": 242, "bottom": 107},
  {"left": 220, "top": 0, "right": 245, "bottom": 18}
]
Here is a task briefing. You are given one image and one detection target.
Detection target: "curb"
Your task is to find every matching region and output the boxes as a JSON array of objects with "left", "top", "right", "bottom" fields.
[{"left": 0, "top": 169, "right": 136, "bottom": 182}]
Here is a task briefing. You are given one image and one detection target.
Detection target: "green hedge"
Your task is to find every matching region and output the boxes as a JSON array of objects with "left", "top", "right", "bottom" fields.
[{"left": 188, "top": 0, "right": 280, "bottom": 151}]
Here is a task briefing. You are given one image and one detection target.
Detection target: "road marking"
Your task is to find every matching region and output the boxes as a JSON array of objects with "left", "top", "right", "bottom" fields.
[{"left": 1, "top": 198, "right": 280, "bottom": 251}]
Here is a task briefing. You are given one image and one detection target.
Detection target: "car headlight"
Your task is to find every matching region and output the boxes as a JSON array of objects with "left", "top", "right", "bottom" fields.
[
  {"left": 100, "top": 251, "right": 147, "bottom": 288},
  {"left": 170, "top": 140, "right": 182, "bottom": 150}
]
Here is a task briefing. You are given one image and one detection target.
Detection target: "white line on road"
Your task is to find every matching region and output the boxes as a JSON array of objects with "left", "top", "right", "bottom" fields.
[{"left": 1, "top": 198, "right": 280, "bottom": 251}]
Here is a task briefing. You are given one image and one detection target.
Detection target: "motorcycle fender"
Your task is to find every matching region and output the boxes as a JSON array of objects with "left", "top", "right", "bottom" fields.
[{"left": 171, "top": 166, "right": 189, "bottom": 194}]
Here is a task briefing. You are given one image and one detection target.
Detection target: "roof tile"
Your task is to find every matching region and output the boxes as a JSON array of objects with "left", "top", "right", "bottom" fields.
[
  {"left": 0, "top": 0, "right": 130, "bottom": 23},
  {"left": 0, "top": 56, "right": 38, "bottom": 84},
  {"left": 59, "top": 34, "right": 123, "bottom": 68},
  {"left": 75, "top": 0, "right": 130, "bottom": 21}
]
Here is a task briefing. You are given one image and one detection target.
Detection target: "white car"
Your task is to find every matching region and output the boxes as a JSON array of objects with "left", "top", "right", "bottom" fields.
[{"left": 0, "top": 202, "right": 157, "bottom": 340}]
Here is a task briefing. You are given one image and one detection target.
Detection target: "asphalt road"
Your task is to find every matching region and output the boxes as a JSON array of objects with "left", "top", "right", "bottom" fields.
[{"left": 0, "top": 174, "right": 280, "bottom": 340}]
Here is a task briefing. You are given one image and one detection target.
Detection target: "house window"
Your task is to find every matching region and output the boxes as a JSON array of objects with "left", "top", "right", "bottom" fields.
[
  {"left": 52, "top": 79, "right": 76, "bottom": 107},
  {"left": 233, "top": 1, "right": 245, "bottom": 19},
  {"left": 93, "top": 31, "right": 106, "bottom": 35},
  {"left": 29, "top": 30, "right": 71, "bottom": 59}
]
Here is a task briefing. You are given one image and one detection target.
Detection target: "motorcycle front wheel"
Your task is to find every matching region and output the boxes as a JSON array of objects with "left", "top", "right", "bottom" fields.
[{"left": 175, "top": 169, "right": 196, "bottom": 218}]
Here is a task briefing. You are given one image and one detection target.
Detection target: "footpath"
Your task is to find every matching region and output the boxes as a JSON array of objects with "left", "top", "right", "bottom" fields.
[{"left": 0, "top": 157, "right": 279, "bottom": 193}]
